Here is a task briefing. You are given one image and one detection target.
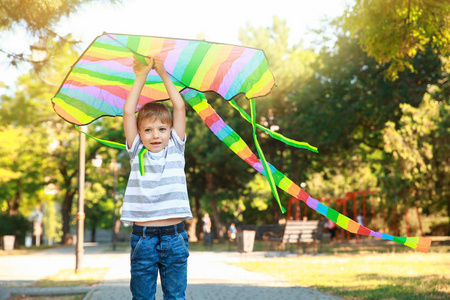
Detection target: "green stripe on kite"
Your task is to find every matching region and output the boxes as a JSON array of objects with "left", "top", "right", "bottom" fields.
[{"left": 181, "top": 42, "right": 212, "bottom": 86}]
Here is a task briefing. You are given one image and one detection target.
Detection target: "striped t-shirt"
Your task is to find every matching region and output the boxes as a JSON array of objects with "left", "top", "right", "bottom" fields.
[{"left": 120, "top": 129, "right": 192, "bottom": 225}]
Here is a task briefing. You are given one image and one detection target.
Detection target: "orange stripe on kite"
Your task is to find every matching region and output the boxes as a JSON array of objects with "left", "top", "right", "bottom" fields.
[{"left": 53, "top": 103, "right": 83, "bottom": 125}]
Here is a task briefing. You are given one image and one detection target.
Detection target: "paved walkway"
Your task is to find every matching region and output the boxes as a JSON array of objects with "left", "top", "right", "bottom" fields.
[{"left": 0, "top": 243, "right": 342, "bottom": 300}]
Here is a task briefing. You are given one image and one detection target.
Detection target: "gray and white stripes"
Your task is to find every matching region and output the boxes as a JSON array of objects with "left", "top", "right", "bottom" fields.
[{"left": 120, "top": 129, "right": 192, "bottom": 225}]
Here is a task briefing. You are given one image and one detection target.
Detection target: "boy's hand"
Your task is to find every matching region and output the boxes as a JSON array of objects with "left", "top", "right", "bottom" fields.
[
  {"left": 132, "top": 56, "right": 153, "bottom": 77},
  {"left": 153, "top": 56, "right": 166, "bottom": 76}
]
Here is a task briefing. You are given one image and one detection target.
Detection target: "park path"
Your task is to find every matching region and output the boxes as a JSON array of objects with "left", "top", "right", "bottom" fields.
[{"left": 0, "top": 243, "right": 342, "bottom": 300}]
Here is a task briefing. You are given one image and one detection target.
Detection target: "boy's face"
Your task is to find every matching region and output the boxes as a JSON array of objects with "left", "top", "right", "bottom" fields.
[{"left": 138, "top": 118, "right": 171, "bottom": 153}]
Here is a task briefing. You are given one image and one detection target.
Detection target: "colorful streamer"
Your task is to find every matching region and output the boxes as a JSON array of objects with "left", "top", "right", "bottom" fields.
[{"left": 181, "top": 88, "right": 431, "bottom": 253}]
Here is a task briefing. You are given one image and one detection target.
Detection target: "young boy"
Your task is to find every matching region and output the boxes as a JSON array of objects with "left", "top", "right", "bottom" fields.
[{"left": 121, "top": 56, "right": 192, "bottom": 300}]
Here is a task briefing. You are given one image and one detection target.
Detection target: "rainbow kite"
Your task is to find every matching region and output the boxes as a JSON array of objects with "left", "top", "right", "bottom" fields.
[{"left": 52, "top": 32, "right": 431, "bottom": 253}]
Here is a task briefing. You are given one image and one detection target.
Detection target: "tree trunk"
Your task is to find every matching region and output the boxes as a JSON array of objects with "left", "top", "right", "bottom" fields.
[
  {"left": 447, "top": 197, "right": 450, "bottom": 236},
  {"left": 91, "top": 226, "right": 96, "bottom": 243},
  {"left": 194, "top": 195, "right": 202, "bottom": 241},
  {"left": 61, "top": 190, "right": 76, "bottom": 245},
  {"left": 8, "top": 186, "right": 21, "bottom": 216},
  {"left": 206, "top": 172, "right": 224, "bottom": 242}
]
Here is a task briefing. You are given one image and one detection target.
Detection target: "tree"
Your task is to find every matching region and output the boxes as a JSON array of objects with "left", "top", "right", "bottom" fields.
[
  {"left": 382, "top": 94, "right": 450, "bottom": 233},
  {"left": 287, "top": 32, "right": 445, "bottom": 170},
  {"left": 0, "top": 33, "right": 129, "bottom": 244},
  {"left": 340, "top": 0, "right": 450, "bottom": 80},
  {"left": 0, "top": 126, "right": 50, "bottom": 215},
  {"left": 42, "top": 196, "right": 62, "bottom": 245},
  {"left": 280, "top": 20, "right": 449, "bottom": 232},
  {"left": 0, "top": 0, "right": 119, "bottom": 67}
]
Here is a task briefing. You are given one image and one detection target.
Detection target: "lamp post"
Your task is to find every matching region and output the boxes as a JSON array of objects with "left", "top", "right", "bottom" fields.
[
  {"left": 111, "top": 160, "right": 120, "bottom": 251},
  {"left": 75, "top": 127, "right": 86, "bottom": 273}
]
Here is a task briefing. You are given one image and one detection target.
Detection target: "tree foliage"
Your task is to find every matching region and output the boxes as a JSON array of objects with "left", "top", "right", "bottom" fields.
[
  {"left": 0, "top": 0, "right": 119, "bottom": 67},
  {"left": 340, "top": 0, "right": 450, "bottom": 80},
  {"left": 382, "top": 94, "right": 450, "bottom": 222}
]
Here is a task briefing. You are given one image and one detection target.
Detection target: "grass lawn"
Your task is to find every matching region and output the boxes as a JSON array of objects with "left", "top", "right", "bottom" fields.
[
  {"left": 233, "top": 248, "right": 449, "bottom": 299},
  {"left": 33, "top": 267, "right": 109, "bottom": 287}
]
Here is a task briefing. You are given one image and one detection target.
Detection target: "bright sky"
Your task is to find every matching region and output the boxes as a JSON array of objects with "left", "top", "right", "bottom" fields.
[{"left": 0, "top": 0, "right": 351, "bottom": 89}]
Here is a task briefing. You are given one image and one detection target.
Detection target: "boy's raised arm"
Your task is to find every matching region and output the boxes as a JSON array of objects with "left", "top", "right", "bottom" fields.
[
  {"left": 154, "top": 58, "right": 186, "bottom": 140},
  {"left": 123, "top": 57, "right": 153, "bottom": 148}
]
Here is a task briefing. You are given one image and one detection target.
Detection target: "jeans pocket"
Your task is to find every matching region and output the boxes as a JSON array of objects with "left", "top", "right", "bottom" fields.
[
  {"left": 178, "top": 231, "right": 189, "bottom": 257},
  {"left": 130, "top": 234, "right": 143, "bottom": 261}
]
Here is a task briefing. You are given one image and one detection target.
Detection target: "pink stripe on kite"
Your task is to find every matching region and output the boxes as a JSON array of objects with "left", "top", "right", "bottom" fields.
[
  {"left": 357, "top": 226, "right": 372, "bottom": 236},
  {"left": 204, "top": 112, "right": 220, "bottom": 127},
  {"left": 77, "top": 59, "right": 133, "bottom": 73},
  {"left": 79, "top": 55, "right": 110, "bottom": 63},
  {"left": 102, "top": 34, "right": 115, "bottom": 40},
  {"left": 165, "top": 40, "right": 189, "bottom": 75},
  {"left": 210, "top": 119, "right": 226, "bottom": 134},
  {"left": 62, "top": 83, "right": 153, "bottom": 108},
  {"left": 253, "top": 162, "right": 264, "bottom": 174},
  {"left": 370, "top": 231, "right": 383, "bottom": 238},
  {"left": 298, "top": 189, "right": 310, "bottom": 202},
  {"left": 158, "top": 39, "right": 177, "bottom": 62},
  {"left": 61, "top": 84, "right": 127, "bottom": 110},
  {"left": 217, "top": 48, "right": 257, "bottom": 97},
  {"left": 306, "top": 196, "right": 319, "bottom": 210},
  {"left": 209, "top": 46, "right": 246, "bottom": 94},
  {"left": 244, "top": 154, "right": 259, "bottom": 166}
]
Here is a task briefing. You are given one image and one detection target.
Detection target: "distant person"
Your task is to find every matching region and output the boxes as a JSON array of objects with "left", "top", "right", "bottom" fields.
[
  {"left": 202, "top": 213, "right": 212, "bottom": 246},
  {"left": 357, "top": 211, "right": 364, "bottom": 226},
  {"left": 228, "top": 223, "right": 237, "bottom": 241},
  {"left": 328, "top": 219, "right": 338, "bottom": 244},
  {"left": 317, "top": 216, "right": 327, "bottom": 253},
  {"left": 317, "top": 216, "right": 327, "bottom": 240},
  {"left": 121, "top": 56, "right": 192, "bottom": 300}
]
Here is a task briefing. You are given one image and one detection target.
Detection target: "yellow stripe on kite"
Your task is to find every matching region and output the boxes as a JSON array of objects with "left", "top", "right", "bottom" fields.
[
  {"left": 87, "top": 48, "right": 130, "bottom": 59},
  {"left": 229, "top": 139, "right": 247, "bottom": 154},
  {"left": 278, "top": 177, "right": 294, "bottom": 192},
  {"left": 53, "top": 98, "right": 95, "bottom": 124},
  {"left": 70, "top": 73, "right": 130, "bottom": 86},
  {"left": 190, "top": 44, "right": 223, "bottom": 89},
  {"left": 192, "top": 101, "right": 209, "bottom": 113},
  {"left": 246, "top": 69, "right": 274, "bottom": 99}
]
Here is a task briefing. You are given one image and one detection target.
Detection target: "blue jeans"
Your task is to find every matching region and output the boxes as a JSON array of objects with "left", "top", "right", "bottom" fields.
[{"left": 130, "top": 223, "right": 189, "bottom": 300}]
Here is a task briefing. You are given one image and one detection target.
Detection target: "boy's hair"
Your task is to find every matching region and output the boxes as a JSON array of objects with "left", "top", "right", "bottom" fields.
[{"left": 137, "top": 102, "right": 172, "bottom": 129}]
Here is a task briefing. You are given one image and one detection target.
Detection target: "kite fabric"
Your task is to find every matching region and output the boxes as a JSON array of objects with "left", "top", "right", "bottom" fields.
[
  {"left": 53, "top": 33, "right": 432, "bottom": 253},
  {"left": 52, "top": 32, "right": 275, "bottom": 125}
]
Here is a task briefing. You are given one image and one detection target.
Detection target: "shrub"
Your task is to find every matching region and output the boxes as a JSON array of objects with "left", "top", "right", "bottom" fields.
[{"left": 0, "top": 212, "right": 31, "bottom": 244}]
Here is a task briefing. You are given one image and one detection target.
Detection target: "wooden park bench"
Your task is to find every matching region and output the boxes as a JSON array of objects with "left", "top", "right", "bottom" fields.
[{"left": 263, "top": 220, "right": 322, "bottom": 254}]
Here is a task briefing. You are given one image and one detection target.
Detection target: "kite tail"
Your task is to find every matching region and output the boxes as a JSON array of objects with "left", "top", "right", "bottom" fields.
[
  {"left": 182, "top": 89, "right": 432, "bottom": 253},
  {"left": 75, "top": 125, "right": 126, "bottom": 150}
]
